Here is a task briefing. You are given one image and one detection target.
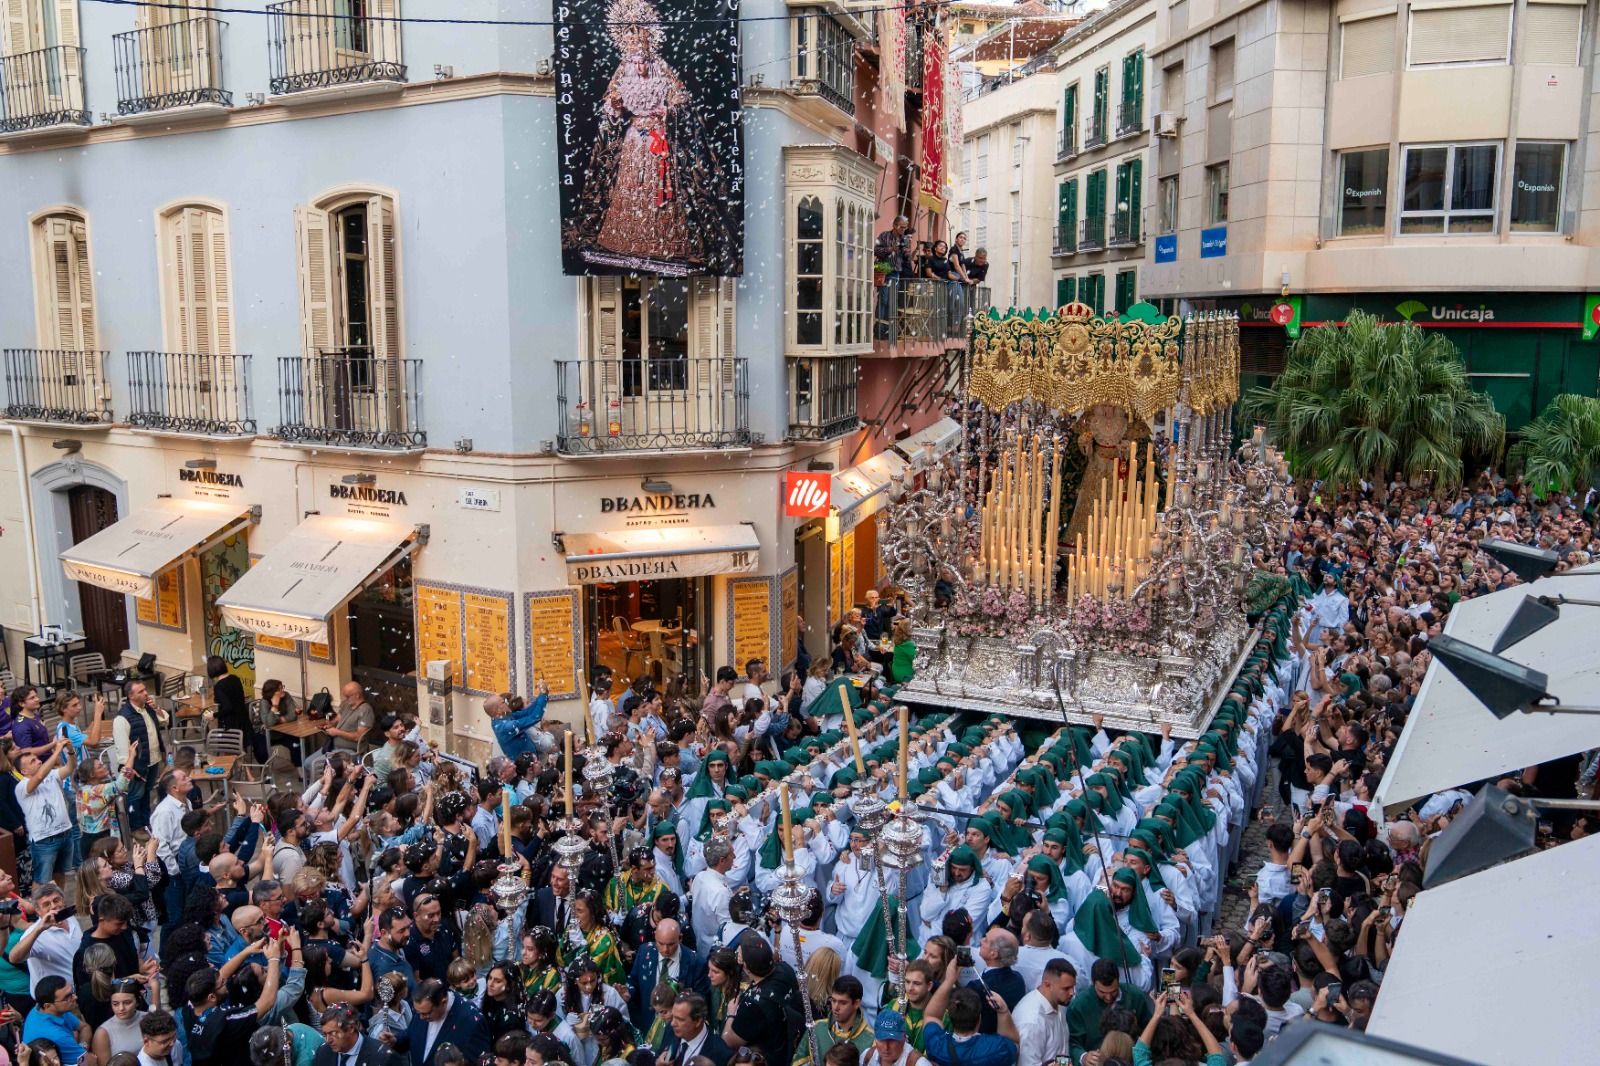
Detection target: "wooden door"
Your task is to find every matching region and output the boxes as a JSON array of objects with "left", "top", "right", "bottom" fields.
[{"left": 67, "top": 485, "right": 129, "bottom": 661}]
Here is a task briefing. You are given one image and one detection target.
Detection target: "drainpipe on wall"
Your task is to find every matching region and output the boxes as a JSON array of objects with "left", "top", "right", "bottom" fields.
[{"left": 0, "top": 424, "right": 43, "bottom": 636}]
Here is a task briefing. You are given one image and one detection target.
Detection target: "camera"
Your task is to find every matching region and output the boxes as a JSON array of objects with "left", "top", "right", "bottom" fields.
[
  {"left": 0, "top": 899, "right": 20, "bottom": 917},
  {"left": 955, "top": 945, "right": 973, "bottom": 967}
]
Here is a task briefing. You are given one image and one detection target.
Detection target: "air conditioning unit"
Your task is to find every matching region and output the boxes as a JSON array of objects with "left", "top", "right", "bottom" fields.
[{"left": 1156, "top": 111, "right": 1182, "bottom": 137}]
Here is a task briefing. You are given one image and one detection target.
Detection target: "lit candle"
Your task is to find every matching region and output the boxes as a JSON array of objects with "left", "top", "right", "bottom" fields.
[
  {"left": 843, "top": 688, "right": 866, "bottom": 773},
  {"left": 898, "top": 704, "right": 909, "bottom": 801},
  {"left": 564, "top": 730, "right": 574, "bottom": 817},
  {"left": 780, "top": 783, "right": 795, "bottom": 862},
  {"left": 501, "top": 787, "right": 512, "bottom": 858}
]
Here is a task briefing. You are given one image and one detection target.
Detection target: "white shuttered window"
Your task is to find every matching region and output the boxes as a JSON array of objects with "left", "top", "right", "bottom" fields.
[
  {"left": 160, "top": 204, "right": 234, "bottom": 355},
  {"left": 1408, "top": 4, "right": 1511, "bottom": 66},
  {"left": 294, "top": 191, "right": 403, "bottom": 361},
  {"left": 33, "top": 212, "right": 97, "bottom": 351},
  {"left": 1341, "top": 14, "right": 1397, "bottom": 78},
  {"left": 1522, "top": 3, "right": 1582, "bottom": 65}
]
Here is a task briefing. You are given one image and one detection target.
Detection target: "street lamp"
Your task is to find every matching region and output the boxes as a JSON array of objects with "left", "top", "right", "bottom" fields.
[
  {"left": 1426, "top": 633, "right": 1600, "bottom": 719},
  {"left": 1423, "top": 783, "right": 1600, "bottom": 888}
]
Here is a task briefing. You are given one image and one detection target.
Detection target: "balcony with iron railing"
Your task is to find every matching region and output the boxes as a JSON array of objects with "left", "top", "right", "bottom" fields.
[
  {"left": 2, "top": 349, "right": 111, "bottom": 426},
  {"left": 1084, "top": 112, "right": 1108, "bottom": 151},
  {"left": 267, "top": 0, "right": 405, "bottom": 97},
  {"left": 787, "top": 355, "right": 859, "bottom": 441},
  {"left": 274, "top": 347, "right": 425, "bottom": 451},
  {"left": 127, "top": 352, "right": 255, "bottom": 437},
  {"left": 1116, "top": 98, "right": 1144, "bottom": 138},
  {"left": 113, "top": 17, "right": 231, "bottom": 116},
  {"left": 875, "top": 279, "right": 982, "bottom": 345},
  {"left": 1080, "top": 215, "right": 1106, "bottom": 251},
  {"left": 1056, "top": 125, "right": 1077, "bottom": 161},
  {"left": 555, "top": 356, "right": 752, "bottom": 455},
  {"left": 1052, "top": 224, "right": 1076, "bottom": 255},
  {"left": 1109, "top": 209, "right": 1142, "bottom": 248},
  {"left": 0, "top": 47, "right": 90, "bottom": 135}
]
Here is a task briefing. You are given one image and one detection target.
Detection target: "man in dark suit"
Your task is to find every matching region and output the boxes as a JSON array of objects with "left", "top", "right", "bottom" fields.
[
  {"left": 627, "top": 918, "right": 710, "bottom": 1032},
  {"left": 535, "top": 865, "right": 574, "bottom": 933},
  {"left": 399, "top": 979, "right": 489, "bottom": 1066},
  {"left": 660, "top": 991, "right": 731, "bottom": 1066},
  {"left": 313, "top": 1005, "right": 396, "bottom": 1066}
]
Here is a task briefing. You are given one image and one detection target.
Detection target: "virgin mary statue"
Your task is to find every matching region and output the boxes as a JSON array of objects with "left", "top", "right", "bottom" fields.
[{"left": 565, "top": 0, "right": 740, "bottom": 274}]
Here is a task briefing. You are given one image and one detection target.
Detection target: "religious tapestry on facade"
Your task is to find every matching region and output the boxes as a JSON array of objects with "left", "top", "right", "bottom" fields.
[
  {"left": 555, "top": 0, "right": 745, "bottom": 276},
  {"left": 917, "top": 15, "right": 945, "bottom": 212}
]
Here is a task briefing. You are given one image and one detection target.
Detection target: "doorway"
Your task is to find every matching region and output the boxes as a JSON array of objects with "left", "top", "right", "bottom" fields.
[
  {"left": 67, "top": 485, "right": 129, "bottom": 661},
  {"left": 347, "top": 555, "right": 416, "bottom": 717},
  {"left": 585, "top": 578, "right": 705, "bottom": 698}
]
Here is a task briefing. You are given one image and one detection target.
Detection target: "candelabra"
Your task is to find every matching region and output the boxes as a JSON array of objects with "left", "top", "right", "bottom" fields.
[
  {"left": 770, "top": 861, "right": 820, "bottom": 1066},
  {"left": 876, "top": 805, "right": 926, "bottom": 1002},
  {"left": 551, "top": 818, "right": 590, "bottom": 951},
  {"left": 581, "top": 748, "right": 622, "bottom": 871},
  {"left": 880, "top": 460, "right": 968, "bottom": 624}
]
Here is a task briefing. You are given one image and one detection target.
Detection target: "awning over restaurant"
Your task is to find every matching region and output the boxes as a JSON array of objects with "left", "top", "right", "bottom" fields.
[
  {"left": 891, "top": 416, "right": 962, "bottom": 469},
  {"left": 1373, "top": 561, "right": 1600, "bottom": 811},
  {"left": 832, "top": 449, "right": 909, "bottom": 533},
  {"left": 216, "top": 514, "right": 426, "bottom": 645},
  {"left": 564, "top": 523, "right": 760, "bottom": 585},
  {"left": 60, "top": 497, "right": 256, "bottom": 599}
]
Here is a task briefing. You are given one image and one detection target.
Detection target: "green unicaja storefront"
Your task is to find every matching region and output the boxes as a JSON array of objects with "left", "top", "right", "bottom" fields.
[{"left": 1253, "top": 292, "right": 1600, "bottom": 430}]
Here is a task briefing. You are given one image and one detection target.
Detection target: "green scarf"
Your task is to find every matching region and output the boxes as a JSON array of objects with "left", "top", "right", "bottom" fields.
[
  {"left": 946, "top": 844, "right": 982, "bottom": 886},
  {"left": 1042, "top": 824, "right": 1086, "bottom": 875},
  {"left": 1112, "top": 867, "right": 1159, "bottom": 936},
  {"left": 851, "top": 895, "right": 918, "bottom": 978},
  {"left": 1072, "top": 891, "right": 1140, "bottom": 967},
  {"left": 1085, "top": 772, "right": 1125, "bottom": 816},
  {"left": 1065, "top": 797, "right": 1102, "bottom": 836},
  {"left": 759, "top": 807, "right": 812, "bottom": 869},
  {"left": 686, "top": 751, "right": 730, "bottom": 800},
  {"left": 1026, "top": 854, "right": 1068, "bottom": 903},
  {"left": 652, "top": 820, "right": 685, "bottom": 882},
  {"left": 696, "top": 798, "right": 731, "bottom": 843},
  {"left": 1126, "top": 848, "right": 1166, "bottom": 890}
]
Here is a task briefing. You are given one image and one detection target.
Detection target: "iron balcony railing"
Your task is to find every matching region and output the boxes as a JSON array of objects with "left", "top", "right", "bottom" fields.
[
  {"left": 1080, "top": 216, "right": 1106, "bottom": 251},
  {"left": 274, "top": 347, "right": 425, "bottom": 450},
  {"left": 1057, "top": 125, "right": 1077, "bottom": 161},
  {"left": 267, "top": 0, "right": 406, "bottom": 96},
  {"left": 0, "top": 47, "right": 89, "bottom": 133},
  {"left": 876, "top": 279, "right": 979, "bottom": 344},
  {"left": 113, "top": 17, "right": 231, "bottom": 115},
  {"left": 1052, "top": 224, "right": 1076, "bottom": 255},
  {"left": 787, "top": 356, "right": 859, "bottom": 441},
  {"left": 555, "top": 356, "right": 751, "bottom": 455},
  {"left": 1084, "top": 113, "right": 1108, "bottom": 151},
  {"left": 1109, "top": 209, "right": 1142, "bottom": 248},
  {"left": 813, "top": 77, "right": 854, "bottom": 116},
  {"left": 127, "top": 352, "right": 255, "bottom": 436},
  {"left": 1117, "top": 98, "right": 1144, "bottom": 137},
  {"left": 2, "top": 349, "right": 111, "bottom": 425}
]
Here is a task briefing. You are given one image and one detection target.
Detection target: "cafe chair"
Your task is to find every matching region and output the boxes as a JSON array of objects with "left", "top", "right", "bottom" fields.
[
  {"left": 612, "top": 617, "right": 648, "bottom": 677},
  {"left": 231, "top": 777, "right": 271, "bottom": 804},
  {"left": 303, "top": 751, "right": 331, "bottom": 787},
  {"left": 68, "top": 653, "right": 106, "bottom": 686},
  {"left": 205, "top": 729, "right": 245, "bottom": 757}
]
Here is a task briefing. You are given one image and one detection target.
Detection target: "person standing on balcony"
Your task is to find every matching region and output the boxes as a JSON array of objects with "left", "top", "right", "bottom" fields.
[
  {"left": 874, "top": 215, "right": 912, "bottom": 337},
  {"left": 949, "top": 233, "right": 975, "bottom": 327}
]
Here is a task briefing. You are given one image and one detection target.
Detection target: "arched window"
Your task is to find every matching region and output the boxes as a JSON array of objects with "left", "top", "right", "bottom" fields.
[
  {"left": 295, "top": 189, "right": 403, "bottom": 364},
  {"left": 31, "top": 209, "right": 96, "bottom": 350},
  {"left": 158, "top": 202, "right": 233, "bottom": 354}
]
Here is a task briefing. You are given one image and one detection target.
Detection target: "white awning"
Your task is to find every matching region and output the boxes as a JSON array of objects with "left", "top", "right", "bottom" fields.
[
  {"left": 891, "top": 416, "right": 962, "bottom": 470},
  {"left": 565, "top": 523, "right": 760, "bottom": 585},
  {"left": 216, "top": 515, "right": 424, "bottom": 644},
  {"left": 832, "top": 449, "right": 909, "bottom": 534},
  {"left": 60, "top": 497, "right": 255, "bottom": 598},
  {"left": 1367, "top": 831, "right": 1600, "bottom": 1063},
  {"left": 1373, "top": 564, "right": 1600, "bottom": 811}
]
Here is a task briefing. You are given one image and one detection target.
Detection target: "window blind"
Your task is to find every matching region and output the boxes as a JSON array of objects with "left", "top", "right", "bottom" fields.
[
  {"left": 1342, "top": 14, "right": 1397, "bottom": 77},
  {"left": 1522, "top": 3, "right": 1581, "bottom": 65},
  {"left": 1408, "top": 5, "right": 1510, "bottom": 66}
]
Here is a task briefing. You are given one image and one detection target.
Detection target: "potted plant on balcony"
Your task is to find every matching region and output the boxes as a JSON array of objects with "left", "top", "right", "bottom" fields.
[{"left": 875, "top": 260, "right": 893, "bottom": 288}]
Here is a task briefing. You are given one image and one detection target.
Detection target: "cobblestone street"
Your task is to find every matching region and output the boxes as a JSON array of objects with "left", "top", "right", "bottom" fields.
[{"left": 1217, "top": 770, "right": 1283, "bottom": 932}]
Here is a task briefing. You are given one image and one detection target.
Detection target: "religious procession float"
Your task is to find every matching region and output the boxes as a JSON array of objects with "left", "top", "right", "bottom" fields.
[{"left": 880, "top": 302, "right": 1295, "bottom": 737}]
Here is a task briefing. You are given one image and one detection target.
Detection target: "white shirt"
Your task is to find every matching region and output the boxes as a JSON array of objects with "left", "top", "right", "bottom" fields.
[
  {"left": 151, "top": 793, "right": 190, "bottom": 874},
  {"left": 690, "top": 867, "right": 732, "bottom": 949},
  {"left": 25, "top": 920, "right": 83, "bottom": 986},
  {"left": 1013, "top": 989, "right": 1071, "bottom": 1066},
  {"left": 15, "top": 768, "right": 71, "bottom": 839},
  {"left": 424, "top": 992, "right": 456, "bottom": 1063},
  {"left": 670, "top": 1023, "right": 709, "bottom": 1066},
  {"left": 777, "top": 923, "right": 846, "bottom": 969},
  {"left": 470, "top": 804, "right": 499, "bottom": 850},
  {"left": 333, "top": 1036, "right": 368, "bottom": 1066},
  {"left": 1255, "top": 862, "right": 1293, "bottom": 907},
  {"left": 1014, "top": 944, "right": 1070, "bottom": 990}
]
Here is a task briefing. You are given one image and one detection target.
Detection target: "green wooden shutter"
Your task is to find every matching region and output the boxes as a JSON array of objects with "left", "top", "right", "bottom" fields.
[
  {"left": 1087, "top": 274, "right": 1104, "bottom": 315},
  {"left": 1115, "top": 270, "right": 1137, "bottom": 313},
  {"left": 1064, "top": 84, "right": 1077, "bottom": 133},
  {"left": 1056, "top": 276, "right": 1075, "bottom": 307},
  {"left": 1125, "top": 50, "right": 1144, "bottom": 126},
  {"left": 1064, "top": 179, "right": 1078, "bottom": 250},
  {"left": 1087, "top": 170, "right": 1105, "bottom": 243},
  {"left": 1115, "top": 162, "right": 1132, "bottom": 240},
  {"left": 1129, "top": 158, "right": 1143, "bottom": 242}
]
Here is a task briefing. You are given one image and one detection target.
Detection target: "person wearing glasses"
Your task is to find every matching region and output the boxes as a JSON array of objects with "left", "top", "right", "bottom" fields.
[
  {"left": 21, "top": 975, "right": 93, "bottom": 1066},
  {"left": 313, "top": 1004, "right": 396, "bottom": 1066}
]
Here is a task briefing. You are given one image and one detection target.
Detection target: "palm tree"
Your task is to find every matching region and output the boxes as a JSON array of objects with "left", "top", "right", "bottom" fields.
[
  {"left": 1245, "top": 310, "right": 1504, "bottom": 495},
  {"left": 1508, "top": 393, "right": 1600, "bottom": 499}
]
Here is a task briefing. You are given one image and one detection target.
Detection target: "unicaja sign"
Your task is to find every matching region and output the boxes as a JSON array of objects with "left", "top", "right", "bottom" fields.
[{"left": 784, "top": 472, "right": 831, "bottom": 518}]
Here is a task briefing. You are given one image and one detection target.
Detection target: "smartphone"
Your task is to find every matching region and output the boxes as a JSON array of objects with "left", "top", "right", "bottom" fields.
[
  {"left": 1290, "top": 864, "right": 1308, "bottom": 880},
  {"left": 1325, "top": 981, "right": 1342, "bottom": 1005},
  {"left": 55, "top": 905, "right": 76, "bottom": 922},
  {"left": 955, "top": 945, "right": 973, "bottom": 967},
  {"left": 1160, "top": 966, "right": 1178, "bottom": 991}
]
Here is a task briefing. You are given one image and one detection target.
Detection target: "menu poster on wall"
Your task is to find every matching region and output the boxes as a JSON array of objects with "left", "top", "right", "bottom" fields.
[
  {"left": 526, "top": 591, "right": 580, "bottom": 699},
  {"left": 135, "top": 568, "right": 184, "bottom": 631},
  {"left": 254, "top": 633, "right": 331, "bottom": 660},
  {"left": 829, "top": 539, "right": 843, "bottom": 625},
  {"left": 780, "top": 569, "right": 798, "bottom": 670},
  {"left": 463, "top": 592, "right": 513, "bottom": 696},
  {"left": 416, "top": 584, "right": 465, "bottom": 688},
  {"left": 841, "top": 528, "right": 857, "bottom": 609},
  {"left": 731, "top": 578, "right": 771, "bottom": 670}
]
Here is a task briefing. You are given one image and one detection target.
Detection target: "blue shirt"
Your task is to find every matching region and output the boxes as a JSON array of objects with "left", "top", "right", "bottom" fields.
[
  {"left": 55, "top": 721, "right": 87, "bottom": 762},
  {"left": 369, "top": 942, "right": 416, "bottom": 988},
  {"left": 24, "top": 1009, "right": 89, "bottom": 1064},
  {"left": 923, "top": 1022, "right": 1018, "bottom": 1066},
  {"left": 489, "top": 693, "right": 550, "bottom": 758}
]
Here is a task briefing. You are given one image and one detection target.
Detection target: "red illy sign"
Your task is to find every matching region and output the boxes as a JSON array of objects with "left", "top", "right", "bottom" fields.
[{"left": 784, "top": 472, "right": 831, "bottom": 518}]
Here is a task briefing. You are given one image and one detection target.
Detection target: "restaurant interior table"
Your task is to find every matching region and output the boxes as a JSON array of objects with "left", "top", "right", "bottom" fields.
[{"left": 192, "top": 754, "right": 239, "bottom": 808}]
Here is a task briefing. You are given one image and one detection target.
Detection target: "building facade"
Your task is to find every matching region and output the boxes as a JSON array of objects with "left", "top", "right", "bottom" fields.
[
  {"left": 1050, "top": 0, "right": 1159, "bottom": 315},
  {"left": 1139, "top": 0, "right": 1600, "bottom": 419},
  {"left": 0, "top": 0, "right": 963, "bottom": 757}
]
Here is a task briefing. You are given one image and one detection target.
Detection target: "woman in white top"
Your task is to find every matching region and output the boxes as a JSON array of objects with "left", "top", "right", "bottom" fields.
[{"left": 89, "top": 978, "right": 148, "bottom": 1060}]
